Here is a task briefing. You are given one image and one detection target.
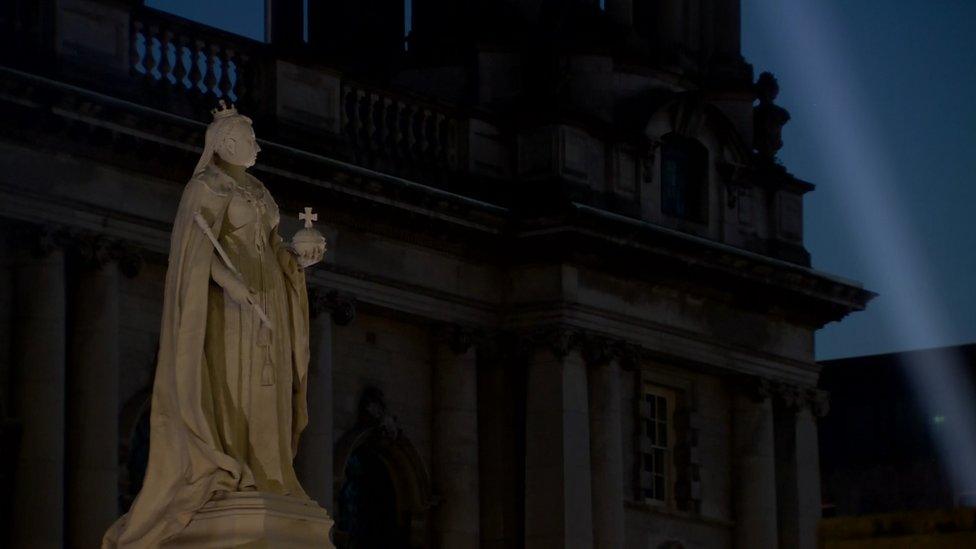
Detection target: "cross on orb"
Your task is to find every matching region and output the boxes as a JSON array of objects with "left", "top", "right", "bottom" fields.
[{"left": 299, "top": 207, "right": 318, "bottom": 229}]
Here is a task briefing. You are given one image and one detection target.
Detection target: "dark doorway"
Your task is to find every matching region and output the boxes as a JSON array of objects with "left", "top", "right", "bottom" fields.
[{"left": 336, "top": 447, "right": 407, "bottom": 549}]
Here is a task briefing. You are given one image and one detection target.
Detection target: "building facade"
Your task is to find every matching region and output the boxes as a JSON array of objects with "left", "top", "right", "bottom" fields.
[{"left": 0, "top": 1, "right": 872, "bottom": 548}]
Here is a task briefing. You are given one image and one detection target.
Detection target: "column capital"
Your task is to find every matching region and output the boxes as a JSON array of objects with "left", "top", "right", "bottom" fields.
[
  {"left": 10, "top": 223, "right": 66, "bottom": 258},
  {"left": 70, "top": 233, "right": 143, "bottom": 276},
  {"left": 308, "top": 287, "right": 356, "bottom": 325},
  {"left": 770, "top": 382, "right": 829, "bottom": 417},
  {"left": 735, "top": 376, "right": 775, "bottom": 403},
  {"left": 433, "top": 323, "right": 477, "bottom": 354},
  {"left": 806, "top": 388, "right": 830, "bottom": 418},
  {"left": 531, "top": 325, "right": 586, "bottom": 360},
  {"left": 10, "top": 223, "right": 142, "bottom": 276}
]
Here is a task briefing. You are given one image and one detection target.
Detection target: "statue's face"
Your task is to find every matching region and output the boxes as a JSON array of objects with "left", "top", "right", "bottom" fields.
[{"left": 217, "top": 119, "right": 260, "bottom": 168}]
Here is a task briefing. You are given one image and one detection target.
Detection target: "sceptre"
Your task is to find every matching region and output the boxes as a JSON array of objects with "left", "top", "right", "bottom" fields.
[{"left": 193, "top": 211, "right": 272, "bottom": 329}]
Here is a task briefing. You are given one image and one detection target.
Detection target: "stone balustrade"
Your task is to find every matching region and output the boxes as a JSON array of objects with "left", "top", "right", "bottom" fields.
[
  {"left": 341, "top": 81, "right": 461, "bottom": 175},
  {"left": 130, "top": 11, "right": 256, "bottom": 107}
]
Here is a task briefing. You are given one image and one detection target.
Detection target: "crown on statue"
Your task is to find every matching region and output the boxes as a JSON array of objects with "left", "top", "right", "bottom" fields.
[{"left": 211, "top": 99, "right": 238, "bottom": 120}]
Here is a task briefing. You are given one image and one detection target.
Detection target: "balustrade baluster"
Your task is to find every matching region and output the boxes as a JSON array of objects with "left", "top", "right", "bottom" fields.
[
  {"left": 356, "top": 91, "right": 369, "bottom": 150},
  {"left": 384, "top": 98, "right": 399, "bottom": 162},
  {"left": 131, "top": 21, "right": 145, "bottom": 75},
  {"left": 158, "top": 29, "right": 174, "bottom": 85},
  {"left": 434, "top": 114, "right": 446, "bottom": 166},
  {"left": 445, "top": 118, "right": 459, "bottom": 169},
  {"left": 411, "top": 108, "right": 425, "bottom": 163},
  {"left": 375, "top": 96, "right": 393, "bottom": 158},
  {"left": 190, "top": 39, "right": 205, "bottom": 94},
  {"left": 204, "top": 44, "right": 219, "bottom": 99},
  {"left": 221, "top": 49, "right": 236, "bottom": 101},
  {"left": 342, "top": 86, "right": 356, "bottom": 141},
  {"left": 144, "top": 24, "right": 159, "bottom": 83},
  {"left": 423, "top": 110, "right": 436, "bottom": 163},
  {"left": 369, "top": 93, "right": 382, "bottom": 153},
  {"left": 173, "top": 35, "right": 189, "bottom": 90},
  {"left": 399, "top": 103, "right": 412, "bottom": 163},
  {"left": 234, "top": 52, "right": 250, "bottom": 106}
]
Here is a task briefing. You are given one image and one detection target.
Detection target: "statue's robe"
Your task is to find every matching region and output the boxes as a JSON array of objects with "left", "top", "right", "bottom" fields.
[{"left": 103, "top": 164, "right": 311, "bottom": 548}]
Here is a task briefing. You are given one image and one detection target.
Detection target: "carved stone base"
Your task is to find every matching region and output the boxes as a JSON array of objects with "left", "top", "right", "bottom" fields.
[{"left": 164, "top": 492, "right": 334, "bottom": 548}]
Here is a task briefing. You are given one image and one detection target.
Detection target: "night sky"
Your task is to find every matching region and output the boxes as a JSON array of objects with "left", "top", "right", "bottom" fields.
[{"left": 148, "top": 0, "right": 976, "bottom": 360}]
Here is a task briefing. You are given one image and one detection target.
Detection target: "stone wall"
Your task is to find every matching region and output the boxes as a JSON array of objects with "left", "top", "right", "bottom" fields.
[
  {"left": 118, "top": 262, "right": 165, "bottom": 416},
  {"left": 621, "top": 362, "right": 734, "bottom": 549},
  {"left": 333, "top": 312, "right": 433, "bottom": 466}
]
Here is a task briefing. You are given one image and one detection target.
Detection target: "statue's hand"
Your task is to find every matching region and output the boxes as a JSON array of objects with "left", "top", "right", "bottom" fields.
[
  {"left": 295, "top": 242, "right": 326, "bottom": 269},
  {"left": 224, "top": 275, "right": 257, "bottom": 307}
]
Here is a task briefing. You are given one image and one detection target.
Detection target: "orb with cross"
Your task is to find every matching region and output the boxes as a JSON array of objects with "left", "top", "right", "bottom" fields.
[{"left": 291, "top": 206, "right": 327, "bottom": 268}]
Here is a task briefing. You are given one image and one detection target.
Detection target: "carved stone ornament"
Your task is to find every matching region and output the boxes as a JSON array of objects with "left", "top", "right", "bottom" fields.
[
  {"left": 433, "top": 323, "right": 476, "bottom": 355},
  {"left": 309, "top": 287, "right": 357, "bottom": 326},
  {"left": 357, "top": 386, "right": 400, "bottom": 440}
]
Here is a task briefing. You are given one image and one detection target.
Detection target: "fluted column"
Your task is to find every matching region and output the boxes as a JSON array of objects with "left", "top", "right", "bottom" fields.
[
  {"left": 476, "top": 334, "right": 522, "bottom": 549},
  {"left": 66, "top": 243, "right": 122, "bottom": 549},
  {"left": 524, "top": 329, "right": 593, "bottom": 549},
  {"left": 432, "top": 326, "right": 480, "bottom": 548},
  {"left": 587, "top": 339, "right": 625, "bottom": 549},
  {"left": 732, "top": 378, "right": 778, "bottom": 549},
  {"left": 297, "top": 289, "right": 355, "bottom": 514},
  {"left": 796, "top": 392, "right": 828, "bottom": 549},
  {"left": 11, "top": 230, "right": 66, "bottom": 549},
  {"left": 773, "top": 386, "right": 828, "bottom": 549}
]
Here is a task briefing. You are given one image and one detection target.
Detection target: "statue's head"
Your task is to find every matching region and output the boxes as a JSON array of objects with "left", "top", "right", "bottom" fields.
[
  {"left": 755, "top": 71, "right": 780, "bottom": 104},
  {"left": 193, "top": 100, "right": 261, "bottom": 175}
]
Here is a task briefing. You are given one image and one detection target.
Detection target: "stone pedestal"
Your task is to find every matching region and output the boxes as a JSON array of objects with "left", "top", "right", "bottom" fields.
[{"left": 164, "top": 492, "right": 334, "bottom": 548}]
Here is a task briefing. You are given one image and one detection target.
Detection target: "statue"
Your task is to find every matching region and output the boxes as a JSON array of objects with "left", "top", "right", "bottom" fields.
[
  {"left": 753, "top": 71, "right": 791, "bottom": 162},
  {"left": 103, "top": 101, "right": 330, "bottom": 548}
]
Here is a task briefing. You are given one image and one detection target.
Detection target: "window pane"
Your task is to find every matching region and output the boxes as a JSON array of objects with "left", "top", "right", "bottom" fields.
[
  {"left": 654, "top": 448, "right": 665, "bottom": 474},
  {"left": 659, "top": 421, "right": 668, "bottom": 446},
  {"left": 643, "top": 453, "right": 653, "bottom": 473},
  {"left": 658, "top": 396, "right": 668, "bottom": 422},
  {"left": 660, "top": 135, "right": 707, "bottom": 222},
  {"left": 654, "top": 475, "right": 665, "bottom": 499}
]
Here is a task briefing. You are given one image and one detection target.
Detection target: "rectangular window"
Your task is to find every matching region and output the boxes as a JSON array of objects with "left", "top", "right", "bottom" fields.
[
  {"left": 639, "top": 384, "right": 675, "bottom": 505},
  {"left": 660, "top": 134, "right": 708, "bottom": 223}
]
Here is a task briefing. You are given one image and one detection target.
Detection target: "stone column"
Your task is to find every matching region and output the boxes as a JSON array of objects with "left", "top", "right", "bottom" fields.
[
  {"left": 731, "top": 378, "right": 778, "bottom": 549},
  {"left": 796, "top": 392, "right": 828, "bottom": 549},
  {"left": 10, "top": 231, "right": 67, "bottom": 549},
  {"left": 476, "top": 334, "right": 522, "bottom": 549},
  {"left": 773, "top": 386, "right": 828, "bottom": 549},
  {"left": 587, "top": 340, "right": 625, "bottom": 549},
  {"left": 66, "top": 245, "right": 121, "bottom": 549},
  {"left": 524, "top": 330, "right": 593, "bottom": 549},
  {"left": 432, "top": 326, "right": 480, "bottom": 548},
  {"left": 296, "top": 290, "right": 354, "bottom": 514}
]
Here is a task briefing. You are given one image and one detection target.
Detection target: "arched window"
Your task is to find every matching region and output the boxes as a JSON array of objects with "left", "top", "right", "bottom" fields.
[{"left": 660, "top": 133, "right": 708, "bottom": 223}]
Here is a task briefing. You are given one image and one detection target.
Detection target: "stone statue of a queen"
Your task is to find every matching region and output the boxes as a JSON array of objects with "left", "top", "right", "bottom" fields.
[{"left": 103, "top": 102, "right": 329, "bottom": 548}]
